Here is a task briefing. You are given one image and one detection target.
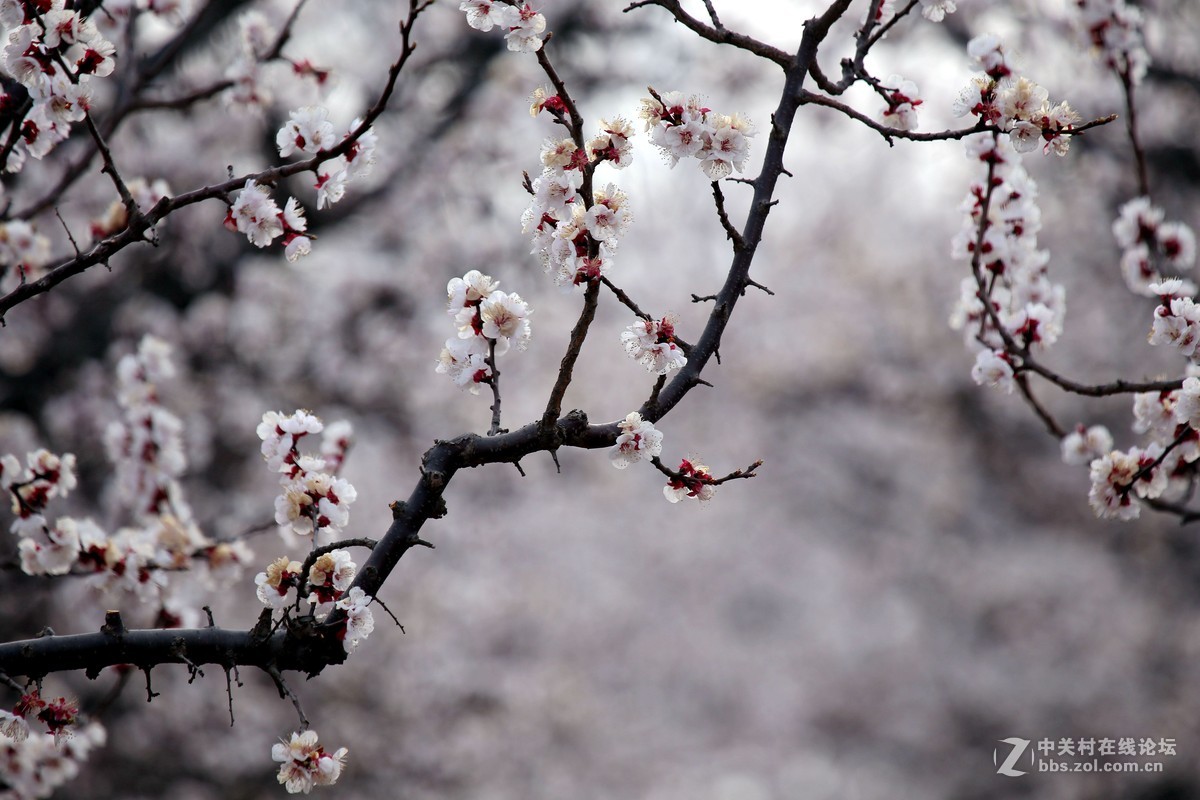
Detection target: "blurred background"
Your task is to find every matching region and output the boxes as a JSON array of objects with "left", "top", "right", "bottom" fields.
[{"left": 3, "top": 0, "right": 1200, "bottom": 797}]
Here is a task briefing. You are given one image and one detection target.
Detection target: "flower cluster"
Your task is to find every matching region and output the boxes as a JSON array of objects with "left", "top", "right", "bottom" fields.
[
  {"left": 0, "top": 716, "right": 106, "bottom": 800},
  {"left": 0, "top": 1, "right": 116, "bottom": 169},
  {"left": 220, "top": 8, "right": 288, "bottom": 109},
  {"left": 606, "top": 413, "right": 720, "bottom": 505},
  {"left": 0, "top": 0, "right": 127, "bottom": 289},
  {"left": 1072, "top": 0, "right": 1148, "bottom": 83},
  {"left": 277, "top": 106, "right": 337, "bottom": 158},
  {"left": 281, "top": 110, "right": 378, "bottom": 208},
  {"left": 5, "top": 337, "right": 252, "bottom": 601},
  {"left": 1148, "top": 280, "right": 1200, "bottom": 357},
  {"left": 307, "top": 549, "right": 356, "bottom": 604},
  {"left": 639, "top": 91, "right": 754, "bottom": 180},
  {"left": 1070, "top": 373, "right": 1200, "bottom": 520},
  {"left": 334, "top": 586, "right": 375, "bottom": 653},
  {"left": 255, "top": 555, "right": 304, "bottom": 609},
  {"left": 522, "top": 122, "right": 635, "bottom": 287},
  {"left": 1061, "top": 424, "right": 1114, "bottom": 466},
  {"left": 949, "top": 134, "right": 1064, "bottom": 394},
  {"left": 1087, "top": 445, "right": 1167, "bottom": 520},
  {"left": 871, "top": 0, "right": 957, "bottom": 25},
  {"left": 436, "top": 270, "right": 532, "bottom": 393},
  {"left": 459, "top": 1, "right": 547, "bottom": 53},
  {"left": 257, "top": 410, "right": 358, "bottom": 541},
  {"left": 252, "top": 537, "right": 371, "bottom": 658},
  {"left": 0, "top": 690, "right": 76, "bottom": 743},
  {"left": 224, "top": 108, "right": 376, "bottom": 259},
  {"left": 954, "top": 36, "right": 1080, "bottom": 156},
  {"left": 225, "top": 182, "right": 311, "bottom": 260},
  {"left": 89, "top": 177, "right": 171, "bottom": 242},
  {"left": 664, "top": 459, "right": 717, "bottom": 503},
  {"left": 3, "top": 448, "right": 76, "bottom": 540},
  {"left": 609, "top": 412, "right": 663, "bottom": 469},
  {"left": 918, "top": 0, "right": 956, "bottom": 23},
  {"left": 621, "top": 315, "right": 687, "bottom": 375},
  {"left": 254, "top": 550, "right": 356, "bottom": 609},
  {"left": 878, "top": 74, "right": 922, "bottom": 132},
  {"left": 1112, "top": 198, "right": 1196, "bottom": 296},
  {"left": 0, "top": 221, "right": 51, "bottom": 287},
  {"left": 105, "top": 336, "right": 188, "bottom": 520},
  {"left": 272, "top": 730, "right": 347, "bottom": 794}
]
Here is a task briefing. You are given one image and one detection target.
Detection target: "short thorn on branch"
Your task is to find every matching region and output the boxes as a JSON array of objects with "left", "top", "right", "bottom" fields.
[
  {"left": 742, "top": 277, "right": 775, "bottom": 296},
  {"left": 170, "top": 641, "right": 204, "bottom": 684},
  {"left": 142, "top": 667, "right": 159, "bottom": 702},
  {"left": 101, "top": 611, "right": 126, "bottom": 639}
]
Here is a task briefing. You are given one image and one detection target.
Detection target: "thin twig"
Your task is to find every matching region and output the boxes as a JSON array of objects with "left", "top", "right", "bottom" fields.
[
  {"left": 486, "top": 338, "right": 504, "bottom": 436},
  {"left": 266, "top": 665, "right": 309, "bottom": 730},
  {"left": 711, "top": 181, "right": 745, "bottom": 250}
]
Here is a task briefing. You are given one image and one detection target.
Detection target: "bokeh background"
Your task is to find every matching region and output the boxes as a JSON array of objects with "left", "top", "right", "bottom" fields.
[{"left": 3, "top": 0, "right": 1200, "bottom": 797}]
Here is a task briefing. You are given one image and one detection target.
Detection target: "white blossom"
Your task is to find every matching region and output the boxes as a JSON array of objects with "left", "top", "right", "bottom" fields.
[
  {"left": 609, "top": 412, "right": 663, "bottom": 469},
  {"left": 272, "top": 730, "right": 347, "bottom": 794}
]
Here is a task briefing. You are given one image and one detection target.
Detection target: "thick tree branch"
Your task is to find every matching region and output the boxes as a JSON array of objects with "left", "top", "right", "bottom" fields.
[
  {"left": 642, "top": 0, "right": 854, "bottom": 423},
  {"left": 622, "top": 0, "right": 791, "bottom": 69}
]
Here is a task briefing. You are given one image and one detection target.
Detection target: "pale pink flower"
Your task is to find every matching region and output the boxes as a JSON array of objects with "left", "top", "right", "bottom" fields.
[{"left": 272, "top": 730, "right": 347, "bottom": 794}]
